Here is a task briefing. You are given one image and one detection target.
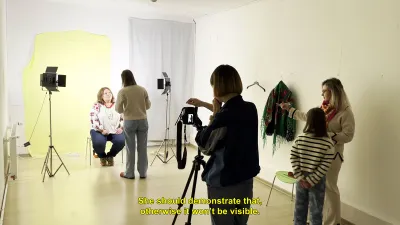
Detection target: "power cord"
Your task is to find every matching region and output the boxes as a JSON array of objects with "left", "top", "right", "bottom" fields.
[{"left": 24, "top": 92, "right": 48, "bottom": 147}]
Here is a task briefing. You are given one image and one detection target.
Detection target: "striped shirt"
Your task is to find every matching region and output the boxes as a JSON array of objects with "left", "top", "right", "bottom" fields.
[{"left": 290, "top": 133, "right": 335, "bottom": 187}]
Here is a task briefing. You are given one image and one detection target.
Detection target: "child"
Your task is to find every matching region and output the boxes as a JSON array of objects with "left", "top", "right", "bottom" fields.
[{"left": 290, "top": 107, "right": 335, "bottom": 225}]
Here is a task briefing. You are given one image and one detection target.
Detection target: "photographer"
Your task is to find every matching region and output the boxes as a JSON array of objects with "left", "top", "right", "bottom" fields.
[{"left": 188, "top": 65, "right": 260, "bottom": 225}]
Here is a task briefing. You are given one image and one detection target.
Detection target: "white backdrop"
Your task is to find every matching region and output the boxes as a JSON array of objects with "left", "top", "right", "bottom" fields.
[{"left": 128, "top": 18, "right": 195, "bottom": 141}]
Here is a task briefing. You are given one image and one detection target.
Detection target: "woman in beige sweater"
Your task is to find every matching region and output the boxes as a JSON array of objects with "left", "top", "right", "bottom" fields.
[
  {"left": 116, "top": 70, "right": 151, "bottom": 179},
  {"left": 279, "top": 78, "right": 355, "bottom": 225}
]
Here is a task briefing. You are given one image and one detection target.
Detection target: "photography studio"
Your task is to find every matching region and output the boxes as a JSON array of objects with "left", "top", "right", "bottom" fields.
[{"left": 0, "top": 0, "right": 399, "bottom": 225}]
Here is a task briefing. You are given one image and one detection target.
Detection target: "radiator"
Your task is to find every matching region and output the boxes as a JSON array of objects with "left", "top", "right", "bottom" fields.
[{"left": 3, "top": 124, "right": 18, "bottom": 180}]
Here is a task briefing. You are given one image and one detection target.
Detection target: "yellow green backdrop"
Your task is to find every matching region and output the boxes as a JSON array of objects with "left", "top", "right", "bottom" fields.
[{"left": 23, "top": 30, "right": 111, "bottom": 157}]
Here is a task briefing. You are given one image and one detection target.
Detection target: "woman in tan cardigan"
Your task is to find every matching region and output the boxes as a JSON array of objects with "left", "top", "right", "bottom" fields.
[{"left": 279, "top": 78, "right": 355, "bottom": 225}]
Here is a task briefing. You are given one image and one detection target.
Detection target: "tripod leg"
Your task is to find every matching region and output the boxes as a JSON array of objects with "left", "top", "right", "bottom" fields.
[
  {"left": 41, "top": 149, "right": 50, "bottom": 174},
  {"left": 171, "top": 162, "right": 196, "bottom": 225},
  {"left": 42, "top": 166, "right": 47, "bottom": 182},
  {"left": 42, "top": 151, "right": 50, "bottom": 182},
  {"left": 185, "top": 162, "right": 201, "bottom": 225},
  {"left": 52, "top": 146, "right": 70, "bottom": 175},
  {"left": 166, "top": 143, "right": 177, "bottom": 163},
  {"left": 151, "top": 140, "right": 166, "bottom": 166}
]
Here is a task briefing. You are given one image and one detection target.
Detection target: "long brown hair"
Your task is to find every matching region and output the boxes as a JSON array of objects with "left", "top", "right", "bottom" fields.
[
  {"left": 303, "top": 107, "right": 328, "bottom": 137},
  {"left": 97, "top": 87, "right": 115, "bottom": 104},
  {"left": 121, "top": 69, "right": 137, "bottom": 87}
]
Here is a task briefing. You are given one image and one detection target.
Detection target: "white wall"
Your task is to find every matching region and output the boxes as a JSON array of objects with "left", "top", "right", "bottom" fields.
[
  {"left": 0, "top": 0, "right": 8, "bottom": 200},
  {"left": 193, "top": 0, "right": 400, "bottom": 224},
  {"left": 6, "top": 0, "right": 193, "bottom": 154}
]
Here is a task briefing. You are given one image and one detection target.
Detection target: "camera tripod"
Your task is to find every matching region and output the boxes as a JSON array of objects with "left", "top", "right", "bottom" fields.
[
  {"left": 172, "top": 148, "right": 206, "bottom": 225},
  {"left": 40, "top": 90, "right": 70, "bottom": 182},
  {"left": 151, "top": 92, "right": 176, "bottom": 165}
]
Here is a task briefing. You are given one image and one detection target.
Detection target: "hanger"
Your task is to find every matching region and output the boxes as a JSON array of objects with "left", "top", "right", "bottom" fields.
[{"left": 247, "top": 81, "right": 266, "bottom": 92}]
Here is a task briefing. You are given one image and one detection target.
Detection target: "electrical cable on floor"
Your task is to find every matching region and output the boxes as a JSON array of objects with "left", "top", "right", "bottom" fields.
[{"left": 24, "top": 92, "right": 48, "bottom": 147}]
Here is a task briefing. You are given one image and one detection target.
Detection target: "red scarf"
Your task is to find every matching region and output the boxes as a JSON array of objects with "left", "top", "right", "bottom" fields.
[{"left": 320, "top": 100, "right": 337, "bottom": 126}]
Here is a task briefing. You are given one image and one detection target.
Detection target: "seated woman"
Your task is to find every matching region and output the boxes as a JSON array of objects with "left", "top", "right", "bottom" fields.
[{"left": 90, "top": 87, "right": 125, "bottom": 166}]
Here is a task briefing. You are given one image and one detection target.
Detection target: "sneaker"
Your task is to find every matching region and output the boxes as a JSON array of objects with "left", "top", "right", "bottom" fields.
[
  {"left": 100, "top": 158, "right": 107, "bottom": 166},
  {"left": 107, "top": 157, "right": 114, "bottom": 166}
]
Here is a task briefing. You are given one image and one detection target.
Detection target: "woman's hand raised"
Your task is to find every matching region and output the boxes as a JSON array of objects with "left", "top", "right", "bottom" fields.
[
  {"left": 187, "top": 98, "right": 214, "bottom": 112},
  {"left": 186, "top": 98, "right": 204, "bottom": 107},
  {"left": 277, "top": 102, "right": 292, "bottom": 111}
]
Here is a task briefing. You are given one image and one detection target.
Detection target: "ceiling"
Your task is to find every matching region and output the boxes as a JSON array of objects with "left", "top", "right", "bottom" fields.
[{"left": 46, "top": 0, "right": 258, "bottom": 22}]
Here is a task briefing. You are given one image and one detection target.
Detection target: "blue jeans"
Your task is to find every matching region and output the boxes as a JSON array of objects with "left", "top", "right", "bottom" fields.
[
  {"left": 123, "top": 119, "right": 149, "bottom": 178},
  {"left": 90, "top": 130, "right": 125, "bottom": 158},
  {"left": 294, "top": 173, "right": 326, "bottom": 225}
]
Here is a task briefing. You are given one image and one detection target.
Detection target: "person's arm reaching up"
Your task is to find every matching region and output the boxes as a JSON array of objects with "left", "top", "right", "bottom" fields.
[
  {"left": 288, "top": 107, "right": 307, "bottom": 122},
  {"left": 201, "top": 102, "right": 213, "bottom": 112},
  {"left": 277, "top": 102, "right": 307, "bottom": 122},
  {"left": 186, "top": 98, "right": 213, "bottom": 112}
]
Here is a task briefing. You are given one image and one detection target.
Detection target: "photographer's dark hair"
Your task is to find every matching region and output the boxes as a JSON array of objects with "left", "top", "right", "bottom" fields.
[
  {"left": 210, "top": 64, "right": 243, "bottom": 97},
  {"left": 121, "top": 69, "right": 137, "bottom": 87},
  {"left": 303, "top": 107, "right": 328, "bottom": 137}
]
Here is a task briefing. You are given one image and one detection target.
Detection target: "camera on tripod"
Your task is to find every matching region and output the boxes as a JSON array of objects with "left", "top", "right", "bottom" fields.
[
  {"left": 172, "top": 106, "right": 206, "bottom": 225},
  {"left": 177, "top": 107, "right": 202, "bottom": 129},
  {"left": 179, "top": 107, "right": 201, "bottom": 127},
  {"left": 175, "top": 107, "right": 202, "bottom": 170}
]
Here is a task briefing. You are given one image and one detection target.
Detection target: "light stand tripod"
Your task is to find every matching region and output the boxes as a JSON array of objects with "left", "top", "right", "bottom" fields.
[
  {"left": 151, "top": 91, "right": 176, "bottom": 165},
  {"left": 41, "top": 90, "right": 70, "bottom": 182},
  {"left": 172, "top": 148, "right": 206, "bottom": 225}
]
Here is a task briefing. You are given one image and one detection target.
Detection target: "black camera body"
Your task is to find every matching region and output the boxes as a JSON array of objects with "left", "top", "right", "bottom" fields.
[
  {"left": 175, "top": 106, "right": 203, "bottom": 169},
  {"left": 181, "top": 107, "right": 196, "bottom": 125},
  {"left": 177, "top": 107, "right": 202, "bottom": 130}
]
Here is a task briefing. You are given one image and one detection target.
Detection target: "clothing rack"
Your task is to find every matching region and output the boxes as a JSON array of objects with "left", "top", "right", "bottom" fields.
[{"left": 247, "top": 81, "right": 266, "bottom": 92}]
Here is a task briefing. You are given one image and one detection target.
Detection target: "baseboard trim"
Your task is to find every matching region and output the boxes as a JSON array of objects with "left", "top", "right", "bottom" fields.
[
  {"left": 341, "top": 203, "right": 393, "bottom": 225},
  {"left": 254, "top": 176, "right": 293, "bottom": 198}
]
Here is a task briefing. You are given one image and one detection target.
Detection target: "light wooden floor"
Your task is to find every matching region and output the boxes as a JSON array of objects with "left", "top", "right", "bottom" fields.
[{"left": 3, "top": 146, "right": 295, "bottom": 225}]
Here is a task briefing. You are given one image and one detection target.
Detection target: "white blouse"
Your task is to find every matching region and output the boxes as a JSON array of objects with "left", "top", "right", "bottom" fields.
[{"left": 90, "top": 103, "right": 123, "bottom": 134}]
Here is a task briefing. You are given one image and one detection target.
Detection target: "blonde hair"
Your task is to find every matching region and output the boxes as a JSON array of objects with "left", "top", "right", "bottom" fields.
[{"left": 322, "top": 78, "right": 350, "bottom": 111}]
